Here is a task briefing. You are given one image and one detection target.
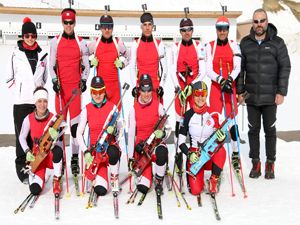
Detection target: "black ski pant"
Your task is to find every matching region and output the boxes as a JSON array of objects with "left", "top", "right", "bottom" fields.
[
  {"left": 13, "top": 104, "right": 35, "bottom": 183},
  {"left": 247, "top": 104, "right": 277, "bottom": 162}
]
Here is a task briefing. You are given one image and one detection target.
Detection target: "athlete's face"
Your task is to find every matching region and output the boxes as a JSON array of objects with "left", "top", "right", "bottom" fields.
[
  {"left": 62, "top": 20, "right": 76, "bottom": 35},
  {"left": 193, "top": 94, "right": 207, "bottom": 108},
  {"left": 35, "top": 99, "right": 48, "bottom": 116},
  {"left": 101, "top": 27, "right": 113, "bottom": 39},
  {"left": 252, "top": 12, "right": 268, "bottom": 37},
  {"left": 140, "top": 90, "right": 152, "bottom": 103},
  {"left": 92, "top": 92, "right": 105, "bottom": 104},
  {"left": 180, "top": 27, "right": 193, "bottom": 42},
  {"left": 216, "top": 26, "right": 229, "bottom": 41},
  {"left": 23, "top": 33, "right": 37, "bottom": 47},
  {"left": 141, "top": 22, "right": 153, "bottom": 37}
]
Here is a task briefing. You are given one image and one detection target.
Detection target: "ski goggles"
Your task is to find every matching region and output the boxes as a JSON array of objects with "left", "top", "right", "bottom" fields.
[
  {"left": 180, "top": 27, "right": 193, "bottom": 32},
  {"left": 100, "top": 23, "right": 114, "bottom": 30},
  {"left": 193, "top": 89, "right": 207, "bottom": 97},
  {"left": 216, "top": 25, "right": 229, "bottom": 32},
  {"left": 24, "top": 33, "right": 37, "bottom": 39},
  {"left": 63, "top": 20, "right": 75, "bottom": 25},
  {"left": 90, "top": 86, "right": 106, "bottom": 95}
]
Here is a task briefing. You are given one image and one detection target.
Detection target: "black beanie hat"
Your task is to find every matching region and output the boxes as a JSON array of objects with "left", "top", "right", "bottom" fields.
[
  {"left": 140, "top": 12, "right": 154, "bottom": 24},
  {"left": 22, "top": 17, "right": 37, "bottom": 36},
  {"left": 100, "top": 14, "right": 114, "bottom": 26},
  {"left": 139, "top": 74, "right": 153, "bottom": 92},
  {"left": 180, "top": 18, "right": 193, "bottom": 28},
  {"left": 91, "top": 76, "right": 105, "bottom": 89}
]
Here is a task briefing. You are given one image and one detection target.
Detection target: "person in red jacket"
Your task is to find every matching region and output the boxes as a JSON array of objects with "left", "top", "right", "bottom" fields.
[
  {"left": 77, "top": 76, "right": 122, "bottom": 196},
  {"left": 49, "top": 8, "right": 90, "bottom": 176},
  {"left": 129, "top": 12, "right": 167, "bottom": 101},
  {"left": 127, "top": 74, "right": 171, "bottom": 195},
  {"left": 205, "top": 16, "right": 242, "bottom": 170},
  {"left": 178, "top": 81, "right": 226, "bottom": 194},
  {"left": 88, "top": 13, "right": 129, "bottom": 109},
  {"left": 19, "top": 87, "right": 64, "bottom": 196}
]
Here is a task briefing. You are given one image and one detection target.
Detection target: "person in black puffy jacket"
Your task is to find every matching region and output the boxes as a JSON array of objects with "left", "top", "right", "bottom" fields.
[{"left": 236, "top": 8, "right": 291, "bottom": 180}]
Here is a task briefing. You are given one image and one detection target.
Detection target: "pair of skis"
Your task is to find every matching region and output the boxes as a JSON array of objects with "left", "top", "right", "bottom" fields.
[{"left": 14, "top": 194, "right": 39, "bottom": 214}]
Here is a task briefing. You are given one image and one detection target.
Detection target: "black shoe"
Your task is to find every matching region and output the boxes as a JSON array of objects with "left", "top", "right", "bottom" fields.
[
  {"left": 249, "top": 159, "right": 261, "bottom": 178},
  {"left": 265, "top": 160, "right": 275, "bottom": 179},
  {"left": 231, "top": 152, "right": 241, "bottom": 170},
  {"left": 71, "top": 154, "right": 80, "bottom": 176},
  {"left": 155, "top": 174, "right": 164, "bottom": 195}
]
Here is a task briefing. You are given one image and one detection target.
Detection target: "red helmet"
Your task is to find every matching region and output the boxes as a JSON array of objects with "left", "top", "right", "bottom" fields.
[{"left": 215, "top": 16, "right": 230, "bottom": 27}]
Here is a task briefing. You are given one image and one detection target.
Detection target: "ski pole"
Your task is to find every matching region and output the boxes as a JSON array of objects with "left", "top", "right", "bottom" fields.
[
  {"left": 117, "top": 66, "right": 132, "bottom": 192},
  {"left": 220, "top": 59, "right": 235, "bottom": 197},
  {"left": 226, "top": 63, "right": 247, "bottom": 197}
]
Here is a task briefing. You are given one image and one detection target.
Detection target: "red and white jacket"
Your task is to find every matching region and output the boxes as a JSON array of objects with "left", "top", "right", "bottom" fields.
[
  {"left": 49, "top": 32, "right": 90, "bottom": 85},
  {"left": 129, "top": 35, "right": 167, "bottom": 88},
  {"left": 171, "top": 39, "right": 206, "bottom": 88},
  {"left": 205, "top": 39, "right": 241, "bottom": 82}
]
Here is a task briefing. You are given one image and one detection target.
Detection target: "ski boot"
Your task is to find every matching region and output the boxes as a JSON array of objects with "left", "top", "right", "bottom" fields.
[
  {"left": 208, "top": 174, "right": 219, "bottom": 194},
  {"left": 110, "top": 173, "right": 119, "bottom": 193},
  {"left": 155, "top": 174, "right": 164, "bottom": 195},
  {"left": 53, "top": 176, "right": 61, "bottom": 195},
  {"left": 71, "top": 154, "right": 80, "bottom": 176},
  {"left": 249, "top": 159, "right": 261, "bottom": 178},
  {"left": 231, "top": 152, "right": 241, "bottom": 170},
  {"left": 265, "top": 160, "right": 275, "bottom": 179}
]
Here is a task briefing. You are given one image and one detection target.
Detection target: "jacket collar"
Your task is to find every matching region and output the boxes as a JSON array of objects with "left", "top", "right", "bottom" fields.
[{"left": 141, "top": 34, "right": 154, "bottom": 42}]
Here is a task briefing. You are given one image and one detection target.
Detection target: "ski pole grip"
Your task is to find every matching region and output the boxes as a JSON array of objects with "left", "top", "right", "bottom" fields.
[{"left": 122, "top": 82, "right": 130, "bottom": 91}]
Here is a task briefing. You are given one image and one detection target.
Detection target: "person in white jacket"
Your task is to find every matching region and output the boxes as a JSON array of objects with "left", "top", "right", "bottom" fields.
[
  {"left": 6, "top": 17, "right": 48, "bottom": 184},
  {"left": 171, "top": 17, "right": 206, "bottom": 188}
]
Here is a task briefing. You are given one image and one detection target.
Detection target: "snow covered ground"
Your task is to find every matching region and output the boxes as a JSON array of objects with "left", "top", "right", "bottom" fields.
[
  {"left": 0, "top": 0, "right": 300, "bottom": 224},
  {"left": 1, "top": 134, "right": 300, "bottom": 225}
]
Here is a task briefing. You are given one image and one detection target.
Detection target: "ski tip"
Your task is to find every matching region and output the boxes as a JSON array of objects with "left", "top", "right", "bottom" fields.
[
  {"left": 81, "top": 192, "right": 85, "bottom": 198},
  {"left": 232, "top": 193, "right": 236, "bottom": 197},
  {"left": 187, "top": 206, "right": 192, "bottom": 210},
  {"left": 244, "top": 194, "right": 248, "bottom": 198}
]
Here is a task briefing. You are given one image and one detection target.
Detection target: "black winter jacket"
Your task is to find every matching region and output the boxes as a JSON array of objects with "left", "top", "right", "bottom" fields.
[{"left": 236, "top": 23, "right": 291, "bottom": 106}]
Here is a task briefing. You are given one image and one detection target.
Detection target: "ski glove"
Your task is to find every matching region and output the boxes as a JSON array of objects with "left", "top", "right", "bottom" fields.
[
  {"left": 131, "top": 87, "right": 138, "bottom": 98},
  {"left": 49, "top": 127, "right": 59, "bottom": 141},
  {"left": 220, "top": 76, "right": 233, "bottom": 93},
  {"left": 84, "top": 150, "right": 94, "bottom": 168},
  {"left": 26, "top": 150, "right": 35, "bottom": 162},
  {"left": 188, "top": 152, "right": 199, "bottom": 164},
  {"left": 154, "top": 129, "right": 165, "bottom": 139},
  {"left": 216, "top": 129, "right": 226, "bottom": 142},
  {"left": 156, "top": 86, "right": 164, "bottom": 98},
  {"left": 128, "top": 158, "right": 135, "bottom": 172},
  {"left": 52, "top": 78, "right": 60, "bottom": 93},
  {"left": 80, "top": 79, "right": 87, "bottom": 93},
  {"left": 106, "top": 125, "right": 115, "bottom": 135},
  {"left": 114, "top": 58, "right": 124, "bottom": 69},
  {"left": 90, "top": 57, "right": 99, "bottom": 67},
  {"left": 135, "top": 142, "right": 144, "bottom": 155}
]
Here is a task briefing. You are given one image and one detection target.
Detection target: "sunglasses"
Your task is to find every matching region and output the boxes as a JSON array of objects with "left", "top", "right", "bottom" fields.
[
  {"left": 180, "top": 27, "right": 193, "bottom": 32},
  {"left": 24, "top": 34, "right": 37, "bottom": 39},
  {"left": 90, "top": 87, "right": 106, "bottom": 95},
  {"left": 253, "top": 18, "right": 267, "bottom": 24},
  {"left": 100, "top": 24, "right": 114, "bottom": 30},
  {"left": 216, "top": 26, "right": 229, "bottom": 32},
  {"left": 193, "top": 89, "right": 207, "bottom": 97},
  {"left": 63, "top": 20, "right": 75, "bottom": 25}
]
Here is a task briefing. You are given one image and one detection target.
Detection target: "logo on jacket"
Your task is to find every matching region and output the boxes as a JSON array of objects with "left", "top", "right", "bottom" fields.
[
  {"left": 265, "top": 46, "right": 270, "bottom": 50},
  {"left": 41, "top": 62, "right": 45, "bottom": 67}
]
